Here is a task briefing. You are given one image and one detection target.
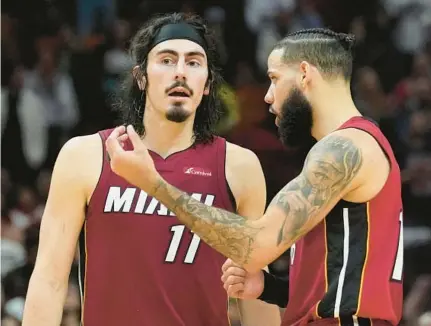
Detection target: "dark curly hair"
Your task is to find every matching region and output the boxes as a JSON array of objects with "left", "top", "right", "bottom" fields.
[{"left": 114, "top": 12, "right": 224, "bottom": 145}]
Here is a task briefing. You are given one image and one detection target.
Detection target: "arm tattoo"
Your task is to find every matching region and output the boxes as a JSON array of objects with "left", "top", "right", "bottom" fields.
[
  {"left": 151, "top": 134, "right": 362, "bottom": 266},
  {"left": 152, "top": 180, "right": 263, "bottom": 265},
  {"left": 272, "top": 135, "right": 363, "bottom": 246}
]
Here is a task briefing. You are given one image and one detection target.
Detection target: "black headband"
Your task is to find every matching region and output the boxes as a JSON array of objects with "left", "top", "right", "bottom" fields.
[{"left": 149, "top": 23, "right": 207, "bottom": 52}]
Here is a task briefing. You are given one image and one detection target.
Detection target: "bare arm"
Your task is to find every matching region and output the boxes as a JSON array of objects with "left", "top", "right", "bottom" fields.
[
  {"left": 224, "top": 143, "right": 281, "bottom": 325},
  {"left": 146, "top": 131, "right": 364, "bottom": 272},
  {"left": 23, "top": 135, "right": 100, "bottom": 326}
]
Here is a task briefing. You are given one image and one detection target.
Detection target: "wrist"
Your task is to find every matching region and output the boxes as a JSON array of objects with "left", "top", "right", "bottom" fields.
[
  {"left": 256, "top": 270, "right": 265, "bottom": 298},
  {"left": 148, "top": 173, "right": 164, "bottom": 197},
  {"left": 257, "top": 270, "right": 289, "bottom": 308}
]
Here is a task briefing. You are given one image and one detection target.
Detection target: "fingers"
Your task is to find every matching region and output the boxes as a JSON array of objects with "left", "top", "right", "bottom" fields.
[
  {"left": 223, "top": 274, "right": 246, "bottom": 289},
  {"left": 222, "top": 259, "right": 234, "bottom": 273},
  {"left": 221, "top": 261, "right": 248, "bottom": 299},
  {"left": 106, "top": 126, "right": 126, "bottom": 159},
  {"left": 109, "top": 125, "right": 126, "bottom": 139},
  {"left": 118, "top": 134, "right": 129, "bottom": 148},
  {"left": 223, "top": 273, "right": 246, "bottom": 298},
  {"left": 222, "top": 258, "right": 242, "bottom": 272},
  {"left": 226, "top": 284, "right": 244, "bottom": 298},
  {"left": 221, "top": 266, "right": 247, "bottom": 283},
  {"left": 126, "top": 125, "right": 144, "bottom": 150}
]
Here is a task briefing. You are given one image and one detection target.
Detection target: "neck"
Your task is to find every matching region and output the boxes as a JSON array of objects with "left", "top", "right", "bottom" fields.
[
  {"left": 142, "top": 107, "right": 195, "bottom": 158},
  {"left": 310, "top": 80, "right": 361, "bottom": 141}
]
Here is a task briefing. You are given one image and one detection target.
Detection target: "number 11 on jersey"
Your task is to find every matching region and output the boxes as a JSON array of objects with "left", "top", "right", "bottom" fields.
[{"left": 165, "top": 225, "right": 201, "bottom": 264}]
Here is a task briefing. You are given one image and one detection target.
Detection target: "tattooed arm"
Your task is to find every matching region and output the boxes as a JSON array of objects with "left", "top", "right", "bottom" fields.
[{"left": 148, "top": 132, "right": 364, "bottom": 272}]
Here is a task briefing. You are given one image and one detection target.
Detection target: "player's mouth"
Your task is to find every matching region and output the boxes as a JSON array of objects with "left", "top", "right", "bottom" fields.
[{"left": 168, "top": 87, "right": 191, "bottom": 99}]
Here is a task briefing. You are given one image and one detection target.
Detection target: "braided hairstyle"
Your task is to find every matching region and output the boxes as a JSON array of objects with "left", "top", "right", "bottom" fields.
[
  {"left": 273, "top": 28, "right": 356, "bottom": 80},
  {"left": 114, "top": 12, "right": 223, "bottom": 144}
]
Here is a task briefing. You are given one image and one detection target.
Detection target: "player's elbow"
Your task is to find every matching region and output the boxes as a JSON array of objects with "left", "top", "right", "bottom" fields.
[{"left": 29, "top": 266, "right": 68, "bottom": 294}]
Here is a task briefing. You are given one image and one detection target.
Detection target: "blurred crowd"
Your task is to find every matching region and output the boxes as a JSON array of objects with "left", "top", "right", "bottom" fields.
[{"left": 1, "top": 0, "right": 431, "bottom": 325}]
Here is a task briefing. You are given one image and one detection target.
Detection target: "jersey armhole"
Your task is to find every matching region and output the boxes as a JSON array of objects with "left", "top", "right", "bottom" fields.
[
  {"left": 86, "top": 130, "right": 111, "bottom": 217},
  {"left": 216, "top": 138, "right": 237, "bottom": 213},
  {"left": 339, "top": 126, "right": 394, "bottom": 205},
  {"left": 340, "top": 126, "right": 393, "bottom": 170}
]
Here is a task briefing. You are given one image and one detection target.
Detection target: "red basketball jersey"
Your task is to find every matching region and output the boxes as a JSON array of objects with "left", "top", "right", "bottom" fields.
[
  {"left": 79, "top": 129, "right": 235, "bottom": 326},
  {"left": 283, "top": 117, "right": 403, "bottom": 326}
]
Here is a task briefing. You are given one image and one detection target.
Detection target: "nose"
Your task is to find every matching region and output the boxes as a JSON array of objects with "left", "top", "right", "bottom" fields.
[
  {"left": 174, "top": 59, "right": 186, "bottom": 81},
  {"left": 264, "top": 88, "right": 273, "bottom": 104}
]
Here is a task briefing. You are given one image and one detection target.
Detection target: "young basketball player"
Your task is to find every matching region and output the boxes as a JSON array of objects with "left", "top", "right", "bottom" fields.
[{"left": 22, "top": 13, "right": 281, "bottom": 326}]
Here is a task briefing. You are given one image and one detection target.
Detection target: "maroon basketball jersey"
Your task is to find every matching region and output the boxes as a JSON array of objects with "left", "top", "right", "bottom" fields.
[
  {"left": 283, "top": 117, "right": 403, "bottom": 326},
  {"left": 79, "top": 129, "right": 235, "bottom": 326}
]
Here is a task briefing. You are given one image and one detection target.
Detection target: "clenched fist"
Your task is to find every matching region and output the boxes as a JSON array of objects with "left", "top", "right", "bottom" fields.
[{"left": 221, "top": 259, "right": 265, "bottom": 299}]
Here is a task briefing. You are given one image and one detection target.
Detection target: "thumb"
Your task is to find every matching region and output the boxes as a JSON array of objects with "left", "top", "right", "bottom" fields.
[{"left": 127, "top": 125, "right": 144, "bottom": 150}]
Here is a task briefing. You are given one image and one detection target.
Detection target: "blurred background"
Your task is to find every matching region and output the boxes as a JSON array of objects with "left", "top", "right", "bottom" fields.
[{"left": 1, "top": 0, "right": 431, "bottom": 325}]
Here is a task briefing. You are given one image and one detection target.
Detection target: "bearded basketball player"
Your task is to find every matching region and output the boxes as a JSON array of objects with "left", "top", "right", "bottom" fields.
[
  {"left": 22, "top": 13, "right": 281, "bottom": 326},
  {"left": 106, "top": 28, "right": 403, "bottom": 326}
]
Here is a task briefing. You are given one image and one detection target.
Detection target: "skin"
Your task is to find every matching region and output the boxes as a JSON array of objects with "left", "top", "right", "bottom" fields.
[
  {"left": 22, "top": 38, "right": 280, "bottom": 326},
  {"left": 104, "top": 48, "right": 391, "bottom": 275}
]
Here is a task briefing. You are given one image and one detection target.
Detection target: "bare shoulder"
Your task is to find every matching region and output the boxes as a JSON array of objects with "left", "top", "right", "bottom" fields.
[
  {"left": 56, "top": 133, "right": 103, "bottom": 201},
  {"left": 60, "top": 133, "right": 101, "bottom": 156},
  {"left": 225, "top": 142, "right": 266, "bottom": 218},
  {"left": 58, "top": 133, "right": 102, "bottom": 171},
  {"left": 226, "top": 141, "right": 261, "bottom": 170},
  {"left": 313, "top": 128, "right": 390, "bottom": 202}
]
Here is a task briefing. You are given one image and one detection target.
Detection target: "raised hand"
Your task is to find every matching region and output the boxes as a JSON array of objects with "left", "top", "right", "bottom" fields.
[{"left": 105, "top": 125, "right": 159, "bottom": 194}]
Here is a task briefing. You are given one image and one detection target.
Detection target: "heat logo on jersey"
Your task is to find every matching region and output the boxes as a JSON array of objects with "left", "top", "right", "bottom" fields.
[{"left": 103, "top": 186, "right": 216, "bottom": 216}]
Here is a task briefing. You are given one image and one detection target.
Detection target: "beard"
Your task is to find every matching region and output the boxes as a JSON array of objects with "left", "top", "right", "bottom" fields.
[
  {"left": 165, "top": 103, "right": 191, "bottom": 123},
  {"left": 277, "top": 86, "right": 315, "bottom": 148}
]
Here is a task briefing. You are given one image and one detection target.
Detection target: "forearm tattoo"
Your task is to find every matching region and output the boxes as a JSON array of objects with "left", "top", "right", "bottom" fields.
[{"left": 152, "top": 135, "right": 363, "bottom": 265}]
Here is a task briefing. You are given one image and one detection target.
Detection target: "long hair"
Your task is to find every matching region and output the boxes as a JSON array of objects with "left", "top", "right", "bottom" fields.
[{"left": 114, "top": 12, "right": 224, "bottom": 145}]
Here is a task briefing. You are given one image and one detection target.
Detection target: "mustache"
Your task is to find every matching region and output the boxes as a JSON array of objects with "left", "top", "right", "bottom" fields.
[{"left": 165, "top": 81, "right": 194, "bottom": 96}]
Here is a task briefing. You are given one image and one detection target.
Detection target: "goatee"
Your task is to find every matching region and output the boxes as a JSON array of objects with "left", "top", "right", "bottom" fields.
[{"left": 166, "top": 103, "right": 191, "bottom": 123}]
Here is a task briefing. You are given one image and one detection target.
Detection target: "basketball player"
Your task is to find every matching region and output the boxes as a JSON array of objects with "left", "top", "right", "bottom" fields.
[
  {"left": 22, "top": 13, "right": 281, "bottom": 326},
  {"left": 106, "top": 28, "right": 403, "bottom": 325}
]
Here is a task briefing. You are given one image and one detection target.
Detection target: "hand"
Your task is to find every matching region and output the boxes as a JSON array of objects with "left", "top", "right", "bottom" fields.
[
  {"left": 221, "top": 259, "right": 264, "bottom": 299},
  {"left": 105, "top": 125, "right": 160, "bottom": 195}
]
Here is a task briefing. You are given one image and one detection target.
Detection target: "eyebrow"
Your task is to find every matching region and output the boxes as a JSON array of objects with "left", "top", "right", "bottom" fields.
[{"left": 156, "top": 49, "right": 206, "bottom": 59}]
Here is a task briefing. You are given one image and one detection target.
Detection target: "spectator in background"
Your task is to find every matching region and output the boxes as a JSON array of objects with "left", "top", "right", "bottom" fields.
[
  {"left": 1, "top": 211, "right": 26, "bottom": 279},
  {"left": 252, "top": 0, "right": 323, "bottom": 75},
  {"left": 353, "top": 66, "right": 392, "bottom": 121},
  {"left": 204, "top": 6, "right": 228, "bottom": 66},
  {"left": 382, "top": 0, "right": 431, "bottom": 55},
  {"left": 33, "top": 170, "right": 53, "bottom": 220},
  {"left": 3, "top": 223, "right": 40, "bottom": 301},
  {"left": 254, "top": 2, "right": 295, "bottom": 74},
  {"left": 103, "top": 19, "right": 133, "bottom": 98},
  {"left": 61, "top": 282, "right": 80, "bottom": 326},
  {"left": 19, "top": 46, "right": 79, "bottom": 174},
  {"left": 289, "top": 0, "right": 324, "bottom": 32},
  {"left": 2, "top": 297, "right": 25, "bottom": 326}
]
